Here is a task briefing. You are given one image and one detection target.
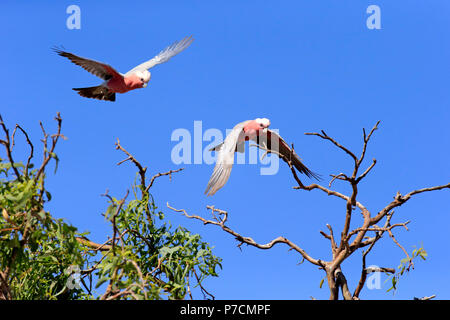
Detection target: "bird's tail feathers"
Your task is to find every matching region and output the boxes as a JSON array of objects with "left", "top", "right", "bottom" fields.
[
  {"left": 72, "top": 86, "right": 116, "bottom": 102},
  {"left": 293, "top": 157, "right": 322, "bottom": 181}
]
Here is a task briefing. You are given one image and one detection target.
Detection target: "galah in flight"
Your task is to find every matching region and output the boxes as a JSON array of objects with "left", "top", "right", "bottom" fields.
[
  {"left": 54, "top": 36, "right": 194, "bottom": 101},
  {"left": 205, "top": 118, "right": 320, "bottom": 196}
]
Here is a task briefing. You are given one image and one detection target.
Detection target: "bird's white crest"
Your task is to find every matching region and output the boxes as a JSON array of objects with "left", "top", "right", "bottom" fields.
[
  {"left": 135, "top": 70, "right": 151, "bottom": 82},
  {"left": 255, "top": 118, "right": 271, "bottom": 128}
]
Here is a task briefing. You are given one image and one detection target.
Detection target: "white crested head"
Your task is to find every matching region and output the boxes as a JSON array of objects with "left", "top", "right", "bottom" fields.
[
  {"left": 255, "top": 118, "right": 271, "bottom": 128},
  {"left": 135, "top": 70, "right": 151, "bottom": 87}
]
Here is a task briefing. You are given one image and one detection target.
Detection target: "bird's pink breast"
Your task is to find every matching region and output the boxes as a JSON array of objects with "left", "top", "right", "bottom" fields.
[
  {"left": 242, "top": 120, "right": 261, "bottom": 141},
  {"left": 107, "top": 74, "right": 143, "bottom": 93}
]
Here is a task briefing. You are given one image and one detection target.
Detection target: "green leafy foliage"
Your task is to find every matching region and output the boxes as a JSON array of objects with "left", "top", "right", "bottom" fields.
[
  {"left": 0, "top": 162, "right": 86, "bottom": 299},
  {"left": 386, "top": 245, "right": 428, "bottom": 294},
  {"left": 0, "top": 115, "right": 221, "bottom": 300},
  {"left": 90, "top": 183, "right": 222, "bottom": 300}
]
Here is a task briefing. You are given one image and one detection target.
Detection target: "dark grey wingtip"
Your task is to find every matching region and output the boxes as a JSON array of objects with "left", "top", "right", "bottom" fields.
[
  {"left": 307, "top": 169, "right": 322, "bottom": 181},
  {"left": 51, "top": 45, "right": 67, "bottom": 56}
]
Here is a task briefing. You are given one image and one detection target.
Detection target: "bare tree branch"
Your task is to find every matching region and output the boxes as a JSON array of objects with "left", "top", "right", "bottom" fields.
[
  {"left": 0, "top": 114, "right": 22, "bottom": 180},
  {"left": 415, "top": 294, "right": 436, "bottom": 300},
  {"left": 356, "top": 159, "right": 377, "bottom": 183},
  {"left": 35, "top": 112, "right": 63, "bottom": 181},
  {"left": 76, "top": 237, "right": 112, "bottom": 251},
  {"left": 11, "top": 124, "right": 34, "bottom": 178},
  {"left": 175, "top": 120, "right": 449, "bottom": 299},
  {"left": 304, "top": 130, "right": 358, "bottom": 164},
  {"left": 372, "top": 184, "right": 450, "bottom": 225},
  {"left": 115, "top": 139, "right": 147, "bottom": 188},
  {"left": 167, "top": 203, "right": 324, "bottom": 267},
  {"left": 145, "top": 168, "right": 184, "bottom": 193}
]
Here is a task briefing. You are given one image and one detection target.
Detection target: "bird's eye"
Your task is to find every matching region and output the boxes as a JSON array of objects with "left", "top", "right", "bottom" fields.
[{"left": 140, "top": 78, "right": 144, "bottom": 82}]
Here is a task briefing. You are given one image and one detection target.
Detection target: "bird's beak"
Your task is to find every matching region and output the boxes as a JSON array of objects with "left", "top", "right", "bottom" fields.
[
  {"left": 142, "top": 82, "right": 148, "bottom": 88},
  {"left": 262, "top": 128, "right": 268, "bottom": 133}
]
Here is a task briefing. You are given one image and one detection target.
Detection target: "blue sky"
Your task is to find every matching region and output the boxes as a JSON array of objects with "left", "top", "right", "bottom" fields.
[{"left": 1, "top": 1, "right": 449, "bottom": 299}]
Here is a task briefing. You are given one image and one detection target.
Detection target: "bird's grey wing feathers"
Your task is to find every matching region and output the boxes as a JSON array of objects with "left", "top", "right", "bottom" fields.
[
  {"left": 54, "top": 48, "right": 122, "bottom": 80},
  {"left": 125, "top": 36, "right": 194, "bottom": 75},
  {"left": 265, "top": 129, "right": 320, "bottom": 180}
]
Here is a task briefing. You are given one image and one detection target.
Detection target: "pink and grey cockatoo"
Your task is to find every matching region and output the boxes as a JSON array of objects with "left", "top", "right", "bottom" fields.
[
  {"left": 54, "top": 36, "right": 194, "bottom": 101},
  {"left": 205, "top": 118, "right": 320, "bottom": 196}
]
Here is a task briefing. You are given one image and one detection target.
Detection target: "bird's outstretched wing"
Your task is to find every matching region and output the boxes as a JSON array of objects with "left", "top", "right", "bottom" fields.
[
  {"left": 54, "top": 48, "right": 122, "bottom": 80},
  {"left": 205, "top": 121, "right": 247, "bottom": 196},
  {"left": 125, "top": 36, "right": 194, "bottom": 75},
  {"left": 259, "top": 129, "right": 320, "bottom": 180}
]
